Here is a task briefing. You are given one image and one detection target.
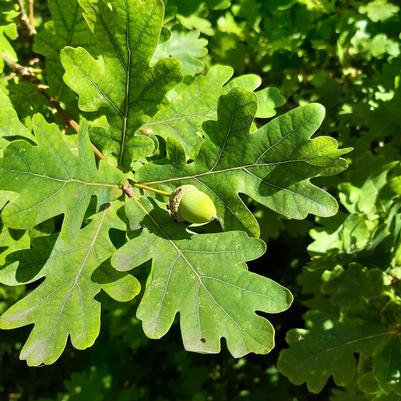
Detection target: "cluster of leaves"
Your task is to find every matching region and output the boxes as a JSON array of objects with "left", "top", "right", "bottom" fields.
[
  {"left": 0, "top": 0, "right": 19, "bottom": 72},
  {"left": 0, "top": 0, "right": 351, "bottom": 372},
  {"left": 1, "top": 0, "right": 400, "bottom": 400},
  {"left": 278, "top": 157, "right": 401, "bottom": 400},
  {"left": 179, "top": 0, "right": 401, "bottom": 399}
]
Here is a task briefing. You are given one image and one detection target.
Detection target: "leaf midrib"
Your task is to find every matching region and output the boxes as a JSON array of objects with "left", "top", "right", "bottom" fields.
[
  {"left": 5, "top": 168, "right": 119, "bottom": 188},
  {"left": 209, "top": 94, "right": 240, "bottom": 172},
  {"left": 45, "top": 207, "right": 109, "bottom": 341},
  {"left": 118, "top": 0, "right": 132, "bottom": 167},
  {"left": 140, "top": 155, "right": 335, "bottom": 185},
  {"left": 119, "top": 0, "right": 158, "bottom": 166}
]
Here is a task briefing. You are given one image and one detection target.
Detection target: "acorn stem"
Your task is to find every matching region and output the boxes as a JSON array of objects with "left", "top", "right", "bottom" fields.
[{"left": 133, "top": 183, "right": 172, "bottom": 197}]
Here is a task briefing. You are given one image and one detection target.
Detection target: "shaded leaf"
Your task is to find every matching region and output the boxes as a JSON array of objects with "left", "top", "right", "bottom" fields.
[
  {"left": 0, "top": 85, "right": 33, "bottom": 156},
  {"left": 0, "top": 205, "right": 140, "bottom": 366},
  {"left": 0, "top": 234, "right": 57, "bottom": 286},
  {"left": 7, "top": 81, "right": 54, "bottom": 131},
  {"left": 321, "top": 264, "right": 386, "bottom": 317},
  {"left": 330, "top": 388, "right": 371, "bottom": 401},
  {"left": 92, "top": 261, "right": 139, "bottom": 303},
  {"left": 141, "top": 65, "right": 283, "bottom": 158},
  {"left": 141, "top": 65, "right": 233, "bottom": 157},
  {"left": 112, "top": 196, "right": 292, "bottom": 357},
  {"left": 0, "top": 222, "right": 30, "bottom": 266},
  {"left": 34, "top": 0, "right": 96, "bottom": 104},
  {"left": 0, "top": 0, "right": 18, "bottom": 72},
  {"left": 374, "top": 337, "right": 401, "bottom": 395},
  {"left": 278, "top": 312, "right": 394, "bottom": 393}
]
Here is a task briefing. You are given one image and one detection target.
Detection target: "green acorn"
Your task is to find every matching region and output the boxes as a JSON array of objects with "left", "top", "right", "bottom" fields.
[{"left": 169, "top": 185, "right": 217, "bottom": 224}]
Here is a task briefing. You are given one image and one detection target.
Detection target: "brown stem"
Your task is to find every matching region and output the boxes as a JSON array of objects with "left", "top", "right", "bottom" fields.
[
  {"left": 91, "top": 144, "right": 106, "bottom": 160},
  {"left": 28, "top": 0, "right": 35, "bottom": 30},
  {"left": 2, "top": 54, "right": 36, "bottom": 79},
  {"left": 122, "top": 183, "right": 136, "bottom": 198},
  {"left": 39, "top": 87, "right": 106, "bottom": 160},
  {"left": 38, "top": 88, "right": 79, "bottom": 131},
  {"left": 5, "top": 57, "right": 107, "bottom": 161},
  {"left": 14, "top": 0, "right": 36, "bottom": 36}
]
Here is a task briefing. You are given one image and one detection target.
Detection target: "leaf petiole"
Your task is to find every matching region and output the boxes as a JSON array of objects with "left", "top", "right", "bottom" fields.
[{"left": 132, "top": 183, "right": 172, "bottom": 197}]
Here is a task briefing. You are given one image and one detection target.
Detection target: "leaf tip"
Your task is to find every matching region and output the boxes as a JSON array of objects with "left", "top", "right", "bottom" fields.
[{"left": 309, "top": 102, "right": 326, "bottom": 116}]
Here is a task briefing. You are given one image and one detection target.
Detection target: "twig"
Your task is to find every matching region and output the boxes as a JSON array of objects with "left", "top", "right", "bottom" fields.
[
  {"left": 14, "top": 0, "right": 36, "bottom": 36},
  {"left": 45, "top": 96, "right": 106, "bottom": 160},
  {"left": 44, "top": 94, "right": 106, "bottom": 160},
  {"left": 91, "top": 144, "right": 106, "bottom": 160},
  {"left": 38, "top": 87, "right": 106, "bottom": 160},
  {"left": 28, "top": 0, "right": 35, "bottom": 30},
  {"left": 122, "top": 183, "right": 136, "bottom": 198},
  {"left": 2, "top": 54, "right": 37, "bottom": 79},
  {"left": 3, "top": 57, "right": 106, "bottom": 161}
]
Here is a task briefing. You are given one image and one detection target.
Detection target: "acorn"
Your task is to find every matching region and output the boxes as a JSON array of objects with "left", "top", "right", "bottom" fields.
[{"left": 169, "top": 185, "right": 217, "bottom": 224}]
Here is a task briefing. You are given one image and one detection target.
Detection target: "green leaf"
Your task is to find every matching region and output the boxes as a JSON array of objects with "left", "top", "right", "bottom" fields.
[
  {"left": 0, "top": 223, "right": 30, "bottom": 266},
  {"left": 111, "top": 196, "right": 292, "bottom": 357},
  {"left": 7, "top": 81, "right": 54, "bottom": 131},
  {"left": 373, "top": 337, "right": 401, "bottom": 395},
  {"left": 321, "top": 264, "right": 385, "bottom": 317},
  {"left": 177, "top": 14, "right": 214, "bottom": 36},
  {"left": 309, "top": 160, "right": 400, "bottom": 256},
  {"left": 0, "top": 0, "right": 19, "bottom": 73},
  {"left": 0, "top": 190, "right": 16, "bottom": 210},
  {"left": 92, "top": 262, "right": 139, "bottom": 303},
  {"left": 152, "top": 30, "right": 208, "bottom": 76},
  {"left": 330, "top": 389, "right": 371, "bottom": 401},
  {"left": 141, "top": 65, "right": 233, "bottom": 157},
  {"left": 0, "top": 85, "right": 33, "bottom": 156},
  {"left": 34, "top": 0, "right": 96, "bottom": 104},
  {"left": 61, "top": 0, "right": 182, "bottom": 168},
  {"left": 0, "top": 114, "right": 124, "bottom": 238},
  {"left": 339, "top": 162, "right": 398, "bottom": 216},
  {"left": 313, "top": 215, "right": 377, "bottom": 256},
  {"left": 0, "top": 234, "right": 56, "bottom": 286},
  {"left": 141, "top": 65, "right": 281, "bottom": 158},
  {"left": 135, "top": 88, "right": 351, "bottom": 236},
  {"left": 255, "top": 87, "right": 286, "bottom": 118},
  {"left": 278, "top": 312, "right": 394, "bottom": 393},
  {"left": 224, "top": 73, "right": 262, "bottom": 91},
  {"left": 359, "top": 0, "right": 399, "bottom": 23},
  {"left": 0, "top": 205, "right": 140, "bottom": 366}
]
